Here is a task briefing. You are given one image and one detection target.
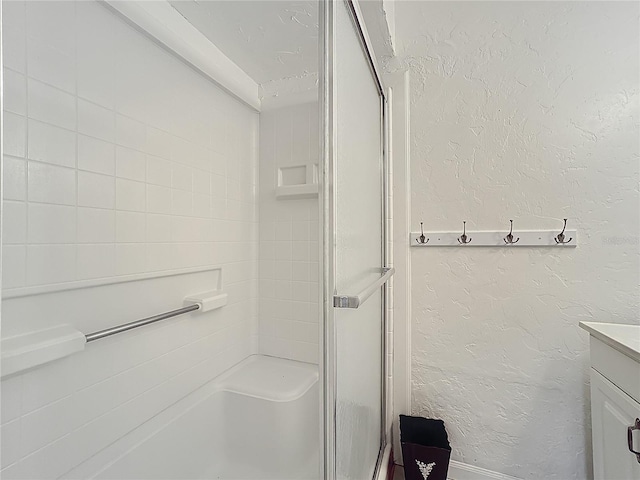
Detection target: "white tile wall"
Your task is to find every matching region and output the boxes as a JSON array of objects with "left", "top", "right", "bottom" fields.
[
  {"left": 258, "top": 102, "right": 320, "bottom": 364},
  {"left": 1, "top": 1, "right": 259, "bottom": 477},
  {"left": 2, "top": 0, "right": 259, "bottom": 292},
  {"left": 29, "top": 119, "right": 77, "bottom": 168}
]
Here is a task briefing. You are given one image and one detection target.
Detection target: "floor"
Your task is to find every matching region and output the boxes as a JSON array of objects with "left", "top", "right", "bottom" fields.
[{"left": 393, "top": 466, "right": 405, "bottom": 479}]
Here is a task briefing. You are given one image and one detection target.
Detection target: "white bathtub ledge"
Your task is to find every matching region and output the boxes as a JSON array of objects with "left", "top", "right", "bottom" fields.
[{"left": 1, "top": 325, "right": 86, "bottom": 378}]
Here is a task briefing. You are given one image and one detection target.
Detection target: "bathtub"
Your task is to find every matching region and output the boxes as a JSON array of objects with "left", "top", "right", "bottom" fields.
[{"left": 67, "top": 355, "right": 320, "bottom": 480}]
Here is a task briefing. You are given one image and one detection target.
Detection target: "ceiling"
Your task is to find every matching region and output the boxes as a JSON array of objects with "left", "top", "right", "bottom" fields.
[{"left": 169, "top": 0, "right": 319, "bottom": 85}]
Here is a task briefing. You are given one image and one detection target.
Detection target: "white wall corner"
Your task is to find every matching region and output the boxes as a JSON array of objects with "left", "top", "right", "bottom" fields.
[
  {"left": 358, "top": 0, "right": 396, "bottom": 61},
  {"left": 102, "top": 0, "right": 261, "bottom": 111},
  {"left": 382, "top": 0, "right": 396, "bottom": 54},
  {"left": 258, "top": 73, "right": 318, "bottom": 111},
  {"left": 384, "top": 69, "right": 411, "bottom": 466}
]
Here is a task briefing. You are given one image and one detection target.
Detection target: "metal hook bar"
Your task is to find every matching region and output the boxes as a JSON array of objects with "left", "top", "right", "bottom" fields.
[
  {"left": 458, "top": 221, "right": 472, "bottom": 244},
  {"left": 504, "top": 219, "right": 520, "bottom": 244},
  {"left": 416, "top": 222, "right": 429, "bottom": 244},
  {"left": 555, "top": 218, "right": 573, "bottom": 244}
]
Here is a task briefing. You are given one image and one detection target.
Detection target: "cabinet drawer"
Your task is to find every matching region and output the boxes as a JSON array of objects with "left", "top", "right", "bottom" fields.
[{"left": 591, "top": 337, "right": 640, "bottom": 403}]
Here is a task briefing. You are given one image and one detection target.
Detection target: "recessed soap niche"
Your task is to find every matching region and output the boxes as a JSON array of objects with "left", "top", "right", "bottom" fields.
[{"left": 276, "top": 164, "right": 319, "bottom": 199}]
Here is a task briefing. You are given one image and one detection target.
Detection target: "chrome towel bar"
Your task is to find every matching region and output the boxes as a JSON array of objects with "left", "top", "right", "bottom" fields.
[
  {"left": 85, "top": 304, "right": 200, "bottom": 343},
  {"left": 333, "top": 267, "right": 395, "bottom": 309}
]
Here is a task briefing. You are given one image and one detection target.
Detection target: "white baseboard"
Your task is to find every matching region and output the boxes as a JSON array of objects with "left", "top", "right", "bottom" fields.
[{"left": 448, "top": 461, "right": 523, "bottom": 480}]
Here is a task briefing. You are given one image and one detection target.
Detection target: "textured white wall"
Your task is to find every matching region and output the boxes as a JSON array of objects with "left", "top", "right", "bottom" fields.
[{"left": 393, "top": 2, "right": 639, "bottom": 478}]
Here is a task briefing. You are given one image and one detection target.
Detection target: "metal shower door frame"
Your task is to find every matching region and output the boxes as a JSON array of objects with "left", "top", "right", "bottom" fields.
[{"left": 320, "top": 0, "right": 391, "bottom": 478}]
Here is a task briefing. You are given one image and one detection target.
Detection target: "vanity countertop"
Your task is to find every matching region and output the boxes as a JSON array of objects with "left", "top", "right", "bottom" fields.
[{"left": 580, "top": 321, "right": 640, "bottom": 363}]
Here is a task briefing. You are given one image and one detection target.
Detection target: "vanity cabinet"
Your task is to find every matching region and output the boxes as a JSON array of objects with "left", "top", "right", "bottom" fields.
[{"left": 580, "top": 322, "right": 640, "bottom": 480}]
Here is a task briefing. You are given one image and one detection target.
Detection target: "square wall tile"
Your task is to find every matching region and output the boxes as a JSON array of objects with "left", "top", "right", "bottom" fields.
[
  {"left": 115, "top": 243, "right": 146, "bottom": 275},
  {"left": 275, "top": 261, "right": 292, "bottom": 280},
  {"left": 78, "top": 135, "right": 114, "bottom": 175},
  {"left": 171, "top": 189, "right": 192, "bottom": 216},
  {"left": 116, "top": 179, "right": 145, "bottom": 212},
  {"left": 193, "top": 171, "right": 210, "bottom": 195},
  {"left": 2, "top": 201, "right": 27, "bottom": 244},
  {"left": 27, "top": 79, "right": 75, "bottom": 130},
  {"left": 28, "top": 161, "right": 76, "bottom": 206},
  {"left": 292, "top": 262, "right": 310, "bottom": 282},
  {"left": 115, "top": 115, "right": 145, "bottom": 151},
  {"left": 26, "top": 245, "right": 76, "bottom": 286},
  {"left": 292, "top": 242, "right": 309, "bottom": 261},
  {"left": 3, "top": 68, "right": 26, "bottom": 115},
  {"left": 210, "top": 174, "right": 226, "bottom": 199},
  {"left": 292, "top": 108, "right": 310, "bottom": 163},
  {"left": 77, "top": 51, "right": 115, "bottom": 111},
  {"left": 146, "top": 185, "right": 171, "bottom": 214},
  {"left": 116, "top": 211, "right": 145, "bottom": 243},
  {"left": 275, "top": 221, "right": 292, "bottom": 241},
  {"left": 171, "top": 216, "right": 196, "bottom": 243},
  {"left": 2, "top": 245, "right": 26, "bottom": 289},
  {"left": 77, "top": 208, "right": 115, "bottom": 244},
  {"left": 26, "top": 0, "right": 75, "bottom": 56},
  {"left": 3, "top": 112, "right": 26, "bottom": 158},
  {"left": 171, "top": 163, "right": 193, "bottom": 192},
  {"left": 77, "top": 244, "right": 115, "bottom": 280},
  {"left": 1, "top": 375, "right": 23, "bottom": 424},
  {"left": 27, "top": 37, "right": 75, "bottom": 93},
  {"left": 211, "top": 151, "right": 226, "bottom": 177},
  {"left": 275, "top": 242, "right": 292, "bottom": 261},
  {"left": 78, "top": 171, "right": 114, "bottom": 209},
  {"left": 146, "top": 243, "right": 174, "bottom": 271},
  {"left": 76, "top": 1, "right": 115, "bottom": 109},
  {"left": 292, "top": 221, "right": 310, "bottom": 241},
  {"left": 116, "top": 147, "right": 145, "bottom": 181},
  {"left": 2, "top": 26, "right": 26, "bottom": 74},
  {"left": 28, "top": 120, "right": 76, "bottom": 168},
  {"left": 210, "top": 198, "right": 227, "bottom": 220},
  {"left": 78, "top": 99, "right": 115, "bottom": 142},
  {"left": 193, "top": 194, "right": 211, "bottom": 218},
  {"left": 146, "top": 127, "right": 171, "bottom": 159},
  {"left": 146, "top": 214, "right": 172, "bottom": 243},
  {"left": 146, "top": 155, "right": 171, "bottom": 187},
  {"left": 28, "top": 203, "right": 76, "bottom": 244},
  {"left": 3, "top": 156, "right": 26, "bottom": 201}
]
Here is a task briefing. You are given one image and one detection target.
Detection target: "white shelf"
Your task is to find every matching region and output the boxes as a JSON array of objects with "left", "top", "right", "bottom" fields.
[
  {"left": 275, "top": 184, "right": 319, "bottom": 199},
  {"left": 1, "top": 325, "right": 86, "bottom": 378},
  {"left": 276, "top": 163, "right": 318, "bottom": 199},
  {"left": 184, "top": 291, "right": 228, "bottom": 312}
]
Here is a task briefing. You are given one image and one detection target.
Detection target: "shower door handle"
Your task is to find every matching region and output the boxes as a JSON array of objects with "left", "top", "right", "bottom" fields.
[
  {"left": 333, "top": 267, "right": 395, "bottom": 309},
  {"left": 629, "top": 418, "right": 640, "bottom": 463}
]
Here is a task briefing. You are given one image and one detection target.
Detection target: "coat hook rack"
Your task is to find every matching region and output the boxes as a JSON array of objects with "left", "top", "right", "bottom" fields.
[
  {"left": 504, "top": 220, "right": 520, "bottom": 245},
  {"left": 410, "top": 218, "right": 577, "bottom": 247},
  {"left": 416, "top": 222, "right": 429, "bottom": 244},
  {"left": 458, "top": 221, "right": 472, "bottom": 245},
  {"left": 555, "top": 219, "right": 573, "bottom": 244}
]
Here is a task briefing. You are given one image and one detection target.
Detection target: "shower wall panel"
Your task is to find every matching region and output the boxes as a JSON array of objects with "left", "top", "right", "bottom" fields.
[
  {"left": 258, "top": 102, "right": 320, "bottom": 364},
  {"left": 1, "top": 1, "right": 258, "bottom": 477}
]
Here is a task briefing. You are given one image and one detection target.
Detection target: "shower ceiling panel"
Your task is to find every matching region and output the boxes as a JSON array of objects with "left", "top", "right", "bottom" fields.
[{"left": 168, "top": 0, "right": 319, "bottom": 84}]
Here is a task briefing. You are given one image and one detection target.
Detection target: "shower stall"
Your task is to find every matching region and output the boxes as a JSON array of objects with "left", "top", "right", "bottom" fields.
[{"left": 0, "top": 1, "right": 393, "bottom": 479}]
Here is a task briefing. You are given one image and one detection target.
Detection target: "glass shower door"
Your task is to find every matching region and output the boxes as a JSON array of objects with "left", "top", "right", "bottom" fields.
[{"left": 322, "top": 1, "right": 390, "bottom": 479}]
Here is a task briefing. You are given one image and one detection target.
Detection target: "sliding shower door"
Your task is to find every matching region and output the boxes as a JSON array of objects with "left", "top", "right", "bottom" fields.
[{"left": 322, "top": 1, "right": 390, "bottom": 479}]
